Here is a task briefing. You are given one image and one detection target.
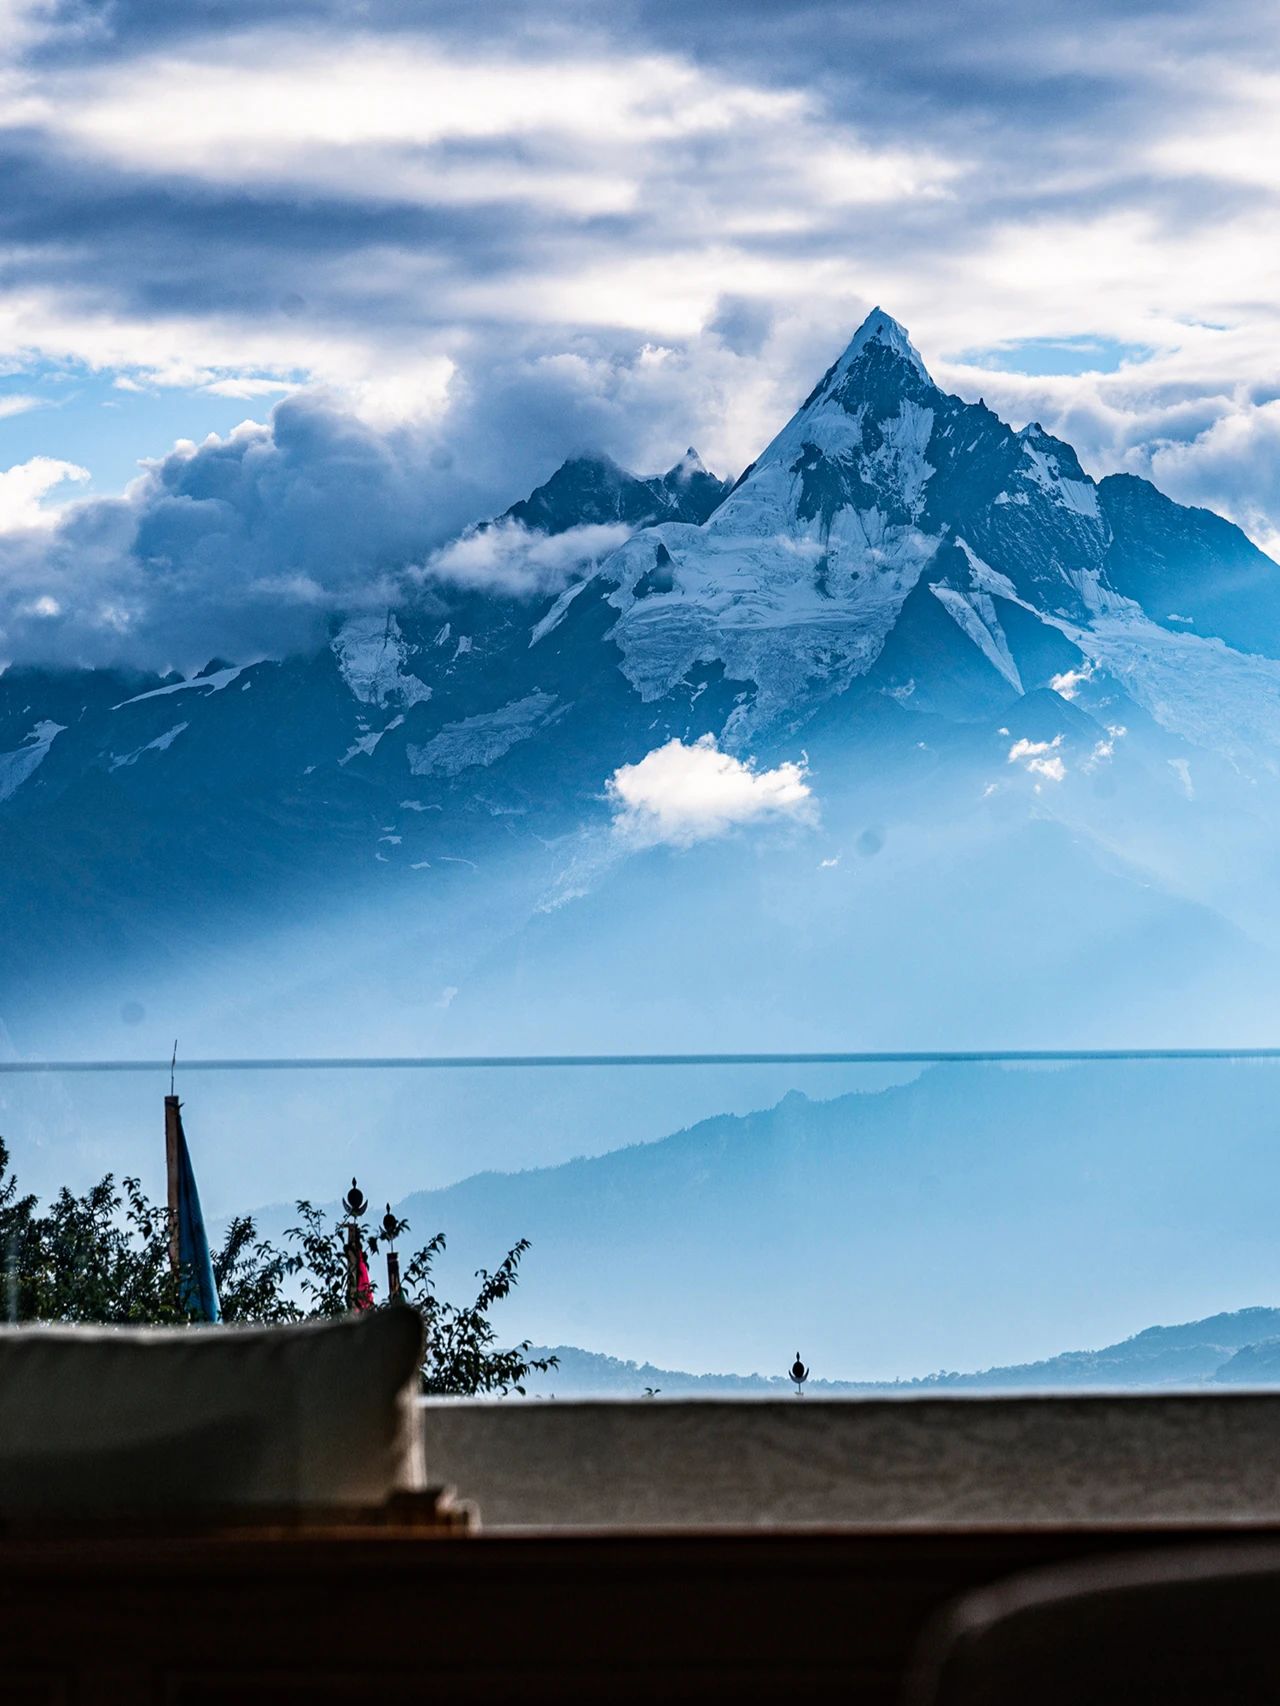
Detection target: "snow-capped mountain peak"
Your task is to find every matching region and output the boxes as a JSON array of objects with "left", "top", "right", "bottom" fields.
[
  {"left": 666, "top": 447, "right": 709, "bottom": 481},
  {"left": 749, "top": 306, "right": 939, "bottom": 503},
  {"left": 835, "top": 305, "right": 930, "bottom": 381},
  {"left": 794, "top": 306, "right": 933, "bottom": 420},
  {"left": 597, "top": 309, "right": 946, "bottom": 724},
  {"left": 584, "top": 306, "right": 1280, "bottom": 749}
]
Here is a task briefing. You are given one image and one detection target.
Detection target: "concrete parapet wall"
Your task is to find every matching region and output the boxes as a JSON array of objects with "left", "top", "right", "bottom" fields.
[{"left": 420, "top": 1392, "right": 1280, "bottom": 1529}]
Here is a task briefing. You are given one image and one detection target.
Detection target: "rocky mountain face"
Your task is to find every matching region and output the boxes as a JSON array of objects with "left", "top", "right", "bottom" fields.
[
  {"left": 501, "top": 448, "right": 728, "bottom": 533},
  {"left": 3, "top": 308, "right": 1280, "bottom": 1054}
]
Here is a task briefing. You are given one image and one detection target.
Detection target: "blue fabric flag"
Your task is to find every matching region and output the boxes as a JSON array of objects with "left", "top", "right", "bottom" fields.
[{"left": 175, "top": 1107, "right": 221, "bottom": 1322}]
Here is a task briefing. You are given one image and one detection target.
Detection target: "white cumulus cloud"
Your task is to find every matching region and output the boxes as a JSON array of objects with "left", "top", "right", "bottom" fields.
[
  {"left": 0, "top": 456, "right": 90, "bottom": 531},
  {"left": 1049, "top": 662, "right": 1094, "bottom": 700},
  {"left": 1145, "top": 398, "right": 1280, "bottom": 560},
  {"left": 607, "top": 734, "right": 813, "bottom": 848},
  {"left": 1083, "top": 723, "right": 1127, "bottom": 770},
  {"left": 1008, "top": 733, "right": 1066, "bottom": 782}
]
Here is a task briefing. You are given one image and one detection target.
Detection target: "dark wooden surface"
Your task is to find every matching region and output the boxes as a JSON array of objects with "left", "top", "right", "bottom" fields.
[
  {"left": 0, "top": 1487, "right": 470, "bottom": 1540},
  {"left": 2, "top": 1522, "right": 1278, "bottom": 1703}
]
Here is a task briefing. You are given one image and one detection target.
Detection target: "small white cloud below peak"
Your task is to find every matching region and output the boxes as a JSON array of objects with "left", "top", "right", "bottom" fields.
[
  {"left": 607, "top": 733, "right": 813, "bottom": 848},
  {"left": 1008, "top": 732, "right": 1066, "bottom": 782}
]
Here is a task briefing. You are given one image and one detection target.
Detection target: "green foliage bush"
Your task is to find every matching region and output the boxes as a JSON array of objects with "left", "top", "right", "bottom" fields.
[{"left": 0, "top": 1138, "right": 555, "bottom": 1396}]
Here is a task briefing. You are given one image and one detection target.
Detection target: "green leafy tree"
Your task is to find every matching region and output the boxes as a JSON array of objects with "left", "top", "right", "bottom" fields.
[
  {"left": 214, "top": 1214, "right": 300, "bottom": 1325},
  {"left": 2, "top": 1165, "right": 185, "bottom": 1324},
  {"left": 293, "top": 1199, "right": 556, "bottom": 1395},
  {"left": 0, "top": 1138, "right": 555, "bottom": 1396}
]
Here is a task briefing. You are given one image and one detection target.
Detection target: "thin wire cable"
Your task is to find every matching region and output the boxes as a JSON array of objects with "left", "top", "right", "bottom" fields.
[{"left": 1, "top": 1049, "right": 1279, "bottom": 1074}]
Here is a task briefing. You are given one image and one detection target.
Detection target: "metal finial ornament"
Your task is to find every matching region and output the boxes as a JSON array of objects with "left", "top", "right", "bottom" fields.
[
  {"left": 342, "top": 1178, "right": 368, "bottom": 1218},
  {"left": 790, "top": 1353, "right": 809, "bottom": 1397},
  {"left": 381, "top": 1203, "right": 398, "bottom": 1244}
]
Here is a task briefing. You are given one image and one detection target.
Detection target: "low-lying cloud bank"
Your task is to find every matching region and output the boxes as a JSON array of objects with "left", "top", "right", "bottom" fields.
[
  {"left": 1146, "top": 399, "right": 1280, "bottom": 559},
  {"left": 0, "top": 399, "right": 465, "bottom": 673},
  {"left": 0, "top": 330, "right": 757, "bottom": 675},
  {"left": 607, "top": 735, "right": 814, "bottom": 848},
  {"left": 421, "top": 519, "right": 631, "bottom": 598},
  {"left": 0, "top": 374, "right": 657, "bottom": 674}
]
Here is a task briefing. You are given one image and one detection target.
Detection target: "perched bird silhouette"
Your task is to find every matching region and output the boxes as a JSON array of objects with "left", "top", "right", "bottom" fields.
[{"left": 790, "top": 1353, "right": 809, "bottom": 1395}]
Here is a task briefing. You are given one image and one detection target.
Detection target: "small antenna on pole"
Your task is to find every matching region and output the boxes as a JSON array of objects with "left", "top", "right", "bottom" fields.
[{"left": 164, "top": 1057, "right": 182, "bottom": 1277}]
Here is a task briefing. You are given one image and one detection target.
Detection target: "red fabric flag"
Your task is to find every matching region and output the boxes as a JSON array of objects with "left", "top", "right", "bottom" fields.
[{"left": 355, "top": 1247, "right": 374, "bottom": 1311}]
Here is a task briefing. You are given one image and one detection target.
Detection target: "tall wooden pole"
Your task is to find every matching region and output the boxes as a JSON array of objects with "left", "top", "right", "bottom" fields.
[
  {"left": 341, "top": 1180, "right": 369, "bottom": 1312},
  {"left": 345, "top": 1222, "right": 361, "bottom": 1311},
  {"left": 164, "top": 1094, "right": 182, "bottom": 1276}
]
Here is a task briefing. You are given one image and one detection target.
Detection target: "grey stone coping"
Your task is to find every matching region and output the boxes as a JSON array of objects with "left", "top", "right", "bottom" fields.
[{"left": 419, "top": 1392, "right": 1280, "bottom": 1529}]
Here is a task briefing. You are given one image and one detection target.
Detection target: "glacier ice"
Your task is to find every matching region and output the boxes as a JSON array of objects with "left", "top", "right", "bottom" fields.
[{"left": 332, "top": 612, "right": 432, "bottom": 709}]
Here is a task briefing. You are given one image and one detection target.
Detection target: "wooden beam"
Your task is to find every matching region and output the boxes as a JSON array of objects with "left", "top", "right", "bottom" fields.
[
  {"left": 345, "top": 1222, "right": 360, "bottom": 1311},
  {"left": 164, "top": 1095, "right": 181, "bottom": 1277},
  {"left": 0, "top": 1524, "right": 1278, "bottom": 1702}
]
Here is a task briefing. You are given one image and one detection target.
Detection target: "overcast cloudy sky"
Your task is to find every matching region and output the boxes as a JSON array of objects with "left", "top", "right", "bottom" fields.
[{"left": 0, "top": 0, "right": 1278, "bottom": 670}]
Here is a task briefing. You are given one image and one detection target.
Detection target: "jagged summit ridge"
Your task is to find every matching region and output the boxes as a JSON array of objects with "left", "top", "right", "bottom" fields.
[
  {"left": 501, "top": 447, "right": 728, "bottom": 535},
  {"left": 7, "top": 317, "right": 1280, "bottom": 804},
  {"left": 665, "top": 446, "right": 709, "bottom": 481},
  {"left": 593, "top": 307, "right": 952, "bottom": 723},
  {"left": 796, "top": 306, "right": 933, "bottom": 419},
  {"left": 586, "top": 307, "right": 1280, "bottom": 751},
  {"left": 833, "top": 305, "right": 930, "bottom": 383}
]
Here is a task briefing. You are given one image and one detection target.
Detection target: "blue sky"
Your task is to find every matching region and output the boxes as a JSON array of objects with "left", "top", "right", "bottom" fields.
[{"left": 0, "top": 0, "right": 1279, "bottom": 670}]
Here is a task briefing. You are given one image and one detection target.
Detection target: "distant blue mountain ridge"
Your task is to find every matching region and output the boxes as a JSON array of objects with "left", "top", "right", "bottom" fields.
[{"left": 522, "top": 1309, "right": 1280, "bottom": 1397}]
